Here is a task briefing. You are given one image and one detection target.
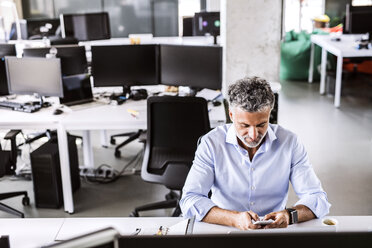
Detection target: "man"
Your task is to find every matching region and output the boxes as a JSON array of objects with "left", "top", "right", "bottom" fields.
[{"left": 180, "top": 76, "right": 331, "bottom": 230}]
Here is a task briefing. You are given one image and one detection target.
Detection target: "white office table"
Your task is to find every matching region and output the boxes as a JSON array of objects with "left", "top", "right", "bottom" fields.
[
  {"left": 0, "top": 96, "right": 226, "bottom": 214},
  {"left": 308, "top": 34, "right": 372, "bottom": 107},
  {"left": 0, "top": 216, "right": 371, "bottom": 248}
]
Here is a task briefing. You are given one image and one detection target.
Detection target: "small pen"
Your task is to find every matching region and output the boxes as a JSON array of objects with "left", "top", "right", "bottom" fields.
[
  {"left": 156, "top": 226, "right": 163, "bottom": 235},
  {"left": 131, "top": 228, "right": 141, "bottom": 236}
]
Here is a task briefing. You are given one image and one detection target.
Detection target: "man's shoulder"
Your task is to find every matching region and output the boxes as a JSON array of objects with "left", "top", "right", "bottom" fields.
[
  {"left": 203, "top": 124, "right": 231, "bottom": 142},
  {"left": 270, "top": 124, "right": 298, "bottom": 142}
]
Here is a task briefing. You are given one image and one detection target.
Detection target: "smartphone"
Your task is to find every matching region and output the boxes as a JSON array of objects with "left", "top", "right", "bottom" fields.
[{"left": 252, "top": 218, "right": 274, "bottom": 225}]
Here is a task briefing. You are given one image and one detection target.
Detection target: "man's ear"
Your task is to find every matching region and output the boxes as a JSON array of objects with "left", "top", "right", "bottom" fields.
[{"left": 229, "top": 109, "right": 234, "bottom": 123}]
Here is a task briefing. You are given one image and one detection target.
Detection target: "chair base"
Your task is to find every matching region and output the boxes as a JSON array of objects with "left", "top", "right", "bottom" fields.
[
  {"left": 111, "top": 130, "right": 143, "bottom": 158},
  {"left": 130, "top": 190, "right": 181, "bottom": 217},
  {"left": 130, "top": 199, "right": 181, "bottom": 217},
  {"left": 0, "top": 191, "right": 30, "bottom": 218}
]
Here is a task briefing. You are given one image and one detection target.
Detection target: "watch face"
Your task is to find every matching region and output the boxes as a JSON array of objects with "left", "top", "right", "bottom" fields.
[
  {"left": 291, "top": 210, "right": 298, "bottom": 224},
  {"left": 286, "top": 208, "right": 297, "bottom": 224}
]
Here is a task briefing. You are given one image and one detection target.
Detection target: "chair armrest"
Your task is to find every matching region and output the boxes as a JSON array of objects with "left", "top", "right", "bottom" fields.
[
  {"left": 4, "top": 130, "right": 21, "bottom": 140},
  {"left": 163, "top": 162, "right": 191, "bottom": 190}
]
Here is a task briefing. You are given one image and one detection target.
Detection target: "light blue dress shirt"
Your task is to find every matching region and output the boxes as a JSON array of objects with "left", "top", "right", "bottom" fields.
[{"left": 180, "top": 123, "right": 331, "bottom": 221}]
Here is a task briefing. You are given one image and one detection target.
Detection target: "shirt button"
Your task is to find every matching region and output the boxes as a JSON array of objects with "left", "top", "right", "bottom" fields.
[
  {"left": 251, "top": 186, "right": 256, "bottom": 190},
  {"left": 250, "top": 202, "right": 255, "bottom": 205},
  {"left": 251, "top": 168, "right": 255, "bottom": 171}
]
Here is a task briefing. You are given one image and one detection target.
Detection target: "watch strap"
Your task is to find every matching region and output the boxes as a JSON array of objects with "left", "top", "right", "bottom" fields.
[{"left": 286, "top": 208, "right": 298, "bottom": 225}]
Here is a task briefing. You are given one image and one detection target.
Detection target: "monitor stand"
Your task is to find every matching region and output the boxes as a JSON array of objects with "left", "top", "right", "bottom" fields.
[
  {"left": 122, "top": 85, "right": 131, "bottom": 96},
  {"left": 31, "top": 96, "right": 51, "bottom": 108},
  {"left": 109, "top": 86, "right": 131, "bottom": 104}
]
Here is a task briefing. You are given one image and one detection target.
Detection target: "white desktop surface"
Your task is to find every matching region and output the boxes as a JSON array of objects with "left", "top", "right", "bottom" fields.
[
  {"left": 0, "top": 218, "right": 65, "bottom": 248},
  {"left": 311, "top": 34, "right": 372, "bottom": 57},
  {"left": 61, "top": 100, "right": 147, "bottom": 130},
  {"left": 0, "top": 105, "right": 61, "bottom": 128},
  {"left": 0, "top": 216, "right": 371, "bottom": 248},
  {"left": 308, "top": 34, "right": 372, "bottom": 107}
]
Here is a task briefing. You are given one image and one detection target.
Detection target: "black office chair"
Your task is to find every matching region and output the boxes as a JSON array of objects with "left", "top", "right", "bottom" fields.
[
  {"left": 0, "top": 130, "right": 30, "bottom": 218},
  {"left": 130, "top": 96, "right": 211, "bottom": 217},
  {"left": 110, "top": 130, "right": 144, "bottom": 158},
  {"left": 110, "top": 89, "right": 149, "bottom": 158}
]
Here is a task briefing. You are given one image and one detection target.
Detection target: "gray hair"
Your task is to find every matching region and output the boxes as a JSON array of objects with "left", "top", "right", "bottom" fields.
[{"left": 228, "top": 76, "right": 275, "bottom": 112}]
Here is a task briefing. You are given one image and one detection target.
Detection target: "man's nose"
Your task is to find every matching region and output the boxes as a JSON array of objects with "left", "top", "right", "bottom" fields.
[{"left": 248, "top": 127, "right": 257, "bottom": 140}]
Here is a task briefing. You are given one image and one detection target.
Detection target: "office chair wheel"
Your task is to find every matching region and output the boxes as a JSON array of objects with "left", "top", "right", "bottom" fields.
[
  {"left": 110, "top": 138, "right": 116, "bottom": 145},
  {"left": 22, "top": 196, "right": 30, "bottom": 206},
  {"left": 129, "top": 211, "right": 139, "bottom": 217},
  {"left": 114, "top": 150, "right": 121, "bottom": 158}
]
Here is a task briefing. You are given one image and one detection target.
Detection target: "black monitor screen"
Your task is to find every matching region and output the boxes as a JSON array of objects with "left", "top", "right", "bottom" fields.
[
  {"left": 118, "top": 232, "right": 372, "bottom": 248},
  {"left": 26, "top": 18, "right": 60, "bottom": 39},
  {"left": 23, "top": 45, "right": 87, "bottom": 76},
  {"left": 5, "top": 57, "right": 63, "bottom": 97},
  {"left": 91, "top": 44, "right": 159, "bottom": 87},
  {"left": 0, "top": 44, "right": 16, "bottom": 95},
  {"left": 160, "top": 45, "right": 222, "bottom": 90},
  {"left": 61, "top": 12, "right": 111, "bottom": 41},
  {"left": 193, "top": 12, "right": 220, "bottom": 36},
  {"left": 60, "top": 73, "right": 93, "bottom": 106},
  {"left": 349, "top": 11, "right": 372, "bottom": 34}
]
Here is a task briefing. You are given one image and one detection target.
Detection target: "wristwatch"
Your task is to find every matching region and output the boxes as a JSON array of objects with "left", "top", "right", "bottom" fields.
[{"left": 286, "top": 208, "right": 298, "bottom": 225}]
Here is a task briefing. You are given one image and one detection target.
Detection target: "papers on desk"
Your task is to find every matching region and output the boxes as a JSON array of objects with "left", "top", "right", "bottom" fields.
[
  {"left": 55, "top": 217, "right": 195, "bottom": 241},
  {"left": 137, "top": 216, "right": 195, "bottom": 236},
  {"left": 196, "top": 88, "right": 222, "bottom": 101}
]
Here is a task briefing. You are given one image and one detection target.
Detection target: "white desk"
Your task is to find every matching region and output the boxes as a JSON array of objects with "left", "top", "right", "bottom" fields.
[
  {"left": 308, "top": 34, "right": 372, "bottom": 107},
  {"left": 0, "top": 216, "right": 371, "bottom": 248},
  {"left": 0, "top": 96, "right": 226, "bottom": 214}
]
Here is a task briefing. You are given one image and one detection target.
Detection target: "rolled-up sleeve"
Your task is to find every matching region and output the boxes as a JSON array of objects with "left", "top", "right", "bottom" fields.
[
  {"left": 180, "top": 136, "right": 217, "bottom": 221},
  {"left": 290, "top": 136, "right": 331, "bottom": 218}
]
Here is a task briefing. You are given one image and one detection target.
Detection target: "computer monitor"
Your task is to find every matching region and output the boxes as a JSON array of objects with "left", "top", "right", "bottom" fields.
[
  {"left": 26, "top": 18, "right": 60, "bottom": 39},
  {"left": 5, "top": 57, "right": 63, "bottom": 98},
  {"left": 60, "top": 12, "right": 111, "bottom": 41},
  {"left": 160, "top": 44, "right": 222, "bottom": 93},
  {"left": 193, "top": 12, "right": 220, "bottom": 37},
  {"left": 91, "top": 44, "right": 159, "bottom": 95},
  {"left": 0, "top": 44, "right": 16, "bottom": 95},
  {"left": 22, "top": 45, "right": 88, "bottom": 76},
  {"left": 9, "top": 20, "right": 28, "bottom": 40},
  {"left": 118, "top": 232, "right": 372, "bottom": 248},
  {"left": 349, "top": 12, "right": 372, "bottom": 34},
  {"left": 345, "top": 4, "right": 372, "bottom": 35},
  {"left": 59, "top": 73, "right": 93, "bottom": 106}
]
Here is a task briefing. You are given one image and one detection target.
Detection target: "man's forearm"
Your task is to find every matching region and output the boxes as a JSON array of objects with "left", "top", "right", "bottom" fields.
[
  {"left": 202, "top": 206, "right": 239, "bottom": 227},
  {"left": 202, "top": 206, "right": 261, "bottom": 230},
  {"left": 292, "top": 204, "right": 316, "bottom": 223}
]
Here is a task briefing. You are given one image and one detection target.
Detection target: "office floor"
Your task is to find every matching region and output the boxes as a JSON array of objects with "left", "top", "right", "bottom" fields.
[{"left": 1, "top": 76, "right": 372, "bottom": 218}]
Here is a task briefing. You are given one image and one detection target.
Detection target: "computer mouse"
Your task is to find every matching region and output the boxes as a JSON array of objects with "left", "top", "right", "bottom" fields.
[
  {"left": 212, "top": 100, "right": 222, "bottom": 107},
  {"left": 53, "top": 108, "right": 64, "bottom": 115}
]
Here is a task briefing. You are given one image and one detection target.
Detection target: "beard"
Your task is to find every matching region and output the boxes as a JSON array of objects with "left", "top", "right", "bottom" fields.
[{"left": 236, "top": 129, "right": 267, "bottom": 148}]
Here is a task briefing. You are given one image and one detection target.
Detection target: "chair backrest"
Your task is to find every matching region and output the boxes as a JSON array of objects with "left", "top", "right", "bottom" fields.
[{"left": 141, "top": 96, "right": 210, "bottom": 190}]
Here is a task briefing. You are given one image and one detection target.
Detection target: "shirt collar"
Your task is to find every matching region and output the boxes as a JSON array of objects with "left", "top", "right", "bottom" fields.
[{"left": 226, "top": 123, "right": 277, "bottom": 151}]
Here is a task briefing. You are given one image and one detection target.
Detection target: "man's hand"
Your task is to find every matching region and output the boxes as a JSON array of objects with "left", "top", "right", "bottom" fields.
[
  {"left": 233, "top": 210, "right": 262, "bottom": 230},
  {"left": 262, "top": 209, "right": 290, "bottom": 229}
]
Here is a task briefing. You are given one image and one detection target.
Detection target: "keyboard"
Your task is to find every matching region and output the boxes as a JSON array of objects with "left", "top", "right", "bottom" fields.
[{"left": 0, "top": 101, "right": 41, "bottom": 113}]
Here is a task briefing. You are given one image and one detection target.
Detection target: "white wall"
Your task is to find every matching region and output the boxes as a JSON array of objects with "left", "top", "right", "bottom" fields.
[
  {"left": 220, "top": 0, "right": 282, "bottom": 95},
  {"left": 207, "top": 0, "right": 220, "bottom": 11}
]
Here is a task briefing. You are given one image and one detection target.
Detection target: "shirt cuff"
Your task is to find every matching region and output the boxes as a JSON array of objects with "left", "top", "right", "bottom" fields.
[
  {"left": 192, "top": 198, "right": 217, "bottom": 221},
  {"left": 294, "top": 194, "right": 331, "bottom": 218}
]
